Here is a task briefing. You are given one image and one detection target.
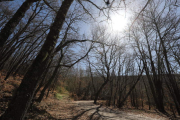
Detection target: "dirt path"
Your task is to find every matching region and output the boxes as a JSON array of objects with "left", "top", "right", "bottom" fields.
[
  {"left": 32, "top": 98, "right": 168, "bottom": 120},
  {"left": 23, "top": 94, "right": 170, "bottom": 120},
  {"left": 0, "top": 95, "right": 170, "bottom": 120},
  {"left": 72, "top": 101, "right": 168, "bottom": 120}
]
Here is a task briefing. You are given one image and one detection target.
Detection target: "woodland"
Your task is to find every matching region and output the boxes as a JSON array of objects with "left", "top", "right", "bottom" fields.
[{"left": 0, "top": 0, "right": 180, "bottom": 120}]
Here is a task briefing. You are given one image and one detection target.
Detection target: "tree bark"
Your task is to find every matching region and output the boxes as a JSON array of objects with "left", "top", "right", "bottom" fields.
[
  {"left": 118, "top": 68, "right": 143, "bottom": 108},
  {"left": 0, "top": 0, "right": 74, "bottom": 119},
  {"left": 37, "top": 54, "right": 63, "bottom": 103},
  {"left": 94, "top": 79, "right": 109, "bottom": 104},
  {"left": 0, "top": 0, "right": 38, "bottom": 47}
]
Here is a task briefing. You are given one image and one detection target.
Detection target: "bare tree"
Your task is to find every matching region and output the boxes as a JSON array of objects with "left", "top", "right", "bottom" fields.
[
  {"left": 0, "top": 0, "right": 74, "bottom": 119},
  {"left": 0, "top": 0, "right": 40, "bottom": 47}
]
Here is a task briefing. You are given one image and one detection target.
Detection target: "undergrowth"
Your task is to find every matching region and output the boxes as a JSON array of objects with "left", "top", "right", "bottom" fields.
[
  {"left": 54, "top": 86, "right": 69, "bottom": 100},
  {"left": 55, "top": 93, "right": 63, "bottom": 100}
]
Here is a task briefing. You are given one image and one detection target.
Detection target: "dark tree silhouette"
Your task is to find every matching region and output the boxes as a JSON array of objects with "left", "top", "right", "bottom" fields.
[
  {"left": 0, "top": 0, "right": 74, "bottom": 119},
  {"left": 0, "top": 0, "right": 40, "bottom": 48}
]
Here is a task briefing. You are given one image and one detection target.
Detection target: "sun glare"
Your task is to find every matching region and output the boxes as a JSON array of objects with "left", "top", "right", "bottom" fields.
[{"left": 109, "top": 13, "right": 129, "bottom": 32}]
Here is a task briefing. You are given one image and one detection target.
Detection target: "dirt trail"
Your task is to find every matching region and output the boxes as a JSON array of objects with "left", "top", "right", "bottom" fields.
[
  {"left": 34, "top": 97, "right": 168, "bottom": 120},
  {"left": 0, "top": 96, "right": 170, "bottom": 120},
  {"left": 72, "top": 101, "right": 168, "bottom": 120}
]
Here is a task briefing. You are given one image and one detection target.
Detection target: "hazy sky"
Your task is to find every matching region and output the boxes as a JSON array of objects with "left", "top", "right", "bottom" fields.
[
  {"left": 76, "top": 0, "right": 144, "bottom": 35},
  {"left": 1, "top": 0, "right": 143, "bottom": 36}
]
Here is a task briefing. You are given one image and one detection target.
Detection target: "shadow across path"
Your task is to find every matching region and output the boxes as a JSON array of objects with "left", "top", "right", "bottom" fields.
[{"left": 70, "top": 101, "right": 168, "bottom": 120}]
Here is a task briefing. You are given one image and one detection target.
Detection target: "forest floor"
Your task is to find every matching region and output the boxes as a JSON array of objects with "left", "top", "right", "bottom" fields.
[
  {"left": 24, "top": 96, "right": 171, "bottom": 120},
  {"left": 26, "top": 98, "right": 171, "bottom": 120},
  {"left": 0, "top": 76, "right": 178, "bottom": 120}
]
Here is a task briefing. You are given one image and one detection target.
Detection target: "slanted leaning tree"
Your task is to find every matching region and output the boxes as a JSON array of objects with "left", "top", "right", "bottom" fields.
[
  {"left": 0, "top": 0, "right": 152, "bottom": 119},
  {"left": 0, "top": 0, "right": 40, "bottom": 47},
  {"left": 0, "top": 0, "right": 74, "bottom": 119}
]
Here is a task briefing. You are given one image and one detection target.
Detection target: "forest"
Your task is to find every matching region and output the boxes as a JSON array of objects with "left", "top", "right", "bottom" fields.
[{"left": 0, "top": 0, "right": 180, "bottom": 120}]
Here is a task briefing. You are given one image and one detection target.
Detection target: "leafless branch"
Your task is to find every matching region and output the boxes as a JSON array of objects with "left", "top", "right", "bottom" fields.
[
  {"left": 130, "top": 0, "right": 151, "bottom": 29},
  {"left": 43, "top": 0, "right": 58, "bottom": 13}
]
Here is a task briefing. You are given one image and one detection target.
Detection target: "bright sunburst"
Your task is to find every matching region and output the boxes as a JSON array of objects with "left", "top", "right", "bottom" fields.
[{"left": 109, "top": 12, "right": 129, "bottom": 32}]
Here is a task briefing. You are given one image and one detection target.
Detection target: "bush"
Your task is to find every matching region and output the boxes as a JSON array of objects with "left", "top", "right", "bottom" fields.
[
  {"left": 56, "top": 86, "right": 67, "bottom": 94},
  {"left": 55, "top": 93, "right": 63, "bottom": 100}
]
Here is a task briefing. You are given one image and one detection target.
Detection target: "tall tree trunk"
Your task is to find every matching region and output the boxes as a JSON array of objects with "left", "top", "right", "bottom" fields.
[
  {"left": 94, "top": 79, "right": 109, "bottom": 104},
  {"left": 37, "top": 54, "right": 63, "bottom": 103},
  {"left": 154, "top": 19, "right": 180, "bottom": 106},
  {"left": 145, "top": 33, "right": 165, "bottom": 112},
  {"left": 33, "top": 59, "right": 53, "bottom": 99},
  {"left": 113, "top": 78, "right": 118, "bottom": 107},
  {"left": 135, "top": 39, "right": 166, "bottom": 113},
  {"left": 118, "top": 68, "right": 143, "bottom": 108},
  {"left": 0, "top": 0, "right": 74, "bottom": 119},
  {"left": 143, "top": 78, "right": 151, "bottom": 110},
  {"left": 108, "top": 79, "right": 113, "bottom": 106},
  {"left": 0, "top": 0, "right": 38, "bottom": 47}
]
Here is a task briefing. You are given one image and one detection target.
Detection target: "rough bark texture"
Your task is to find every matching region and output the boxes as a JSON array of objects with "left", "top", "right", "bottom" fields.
[
  {"left": 37, "top": 54, "right": 63, "bottom": 103},
  {"left": 0, "top": 0, "right": 38, "bottom": 47},
  {"left": 0, "top": 0, "right": 74, "bottom": 119}
]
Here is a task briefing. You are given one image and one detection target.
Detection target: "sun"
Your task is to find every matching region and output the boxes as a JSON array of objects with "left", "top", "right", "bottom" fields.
[{"left": 108, "top": 13, "right": 129, "bottom": 32}]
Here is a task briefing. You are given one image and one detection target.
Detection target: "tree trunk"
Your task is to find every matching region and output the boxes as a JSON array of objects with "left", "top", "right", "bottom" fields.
[
  {"left": 108, "top": 79, "right": 113, "bottom": 106},
  {"left": 0, "top": 0, "right": 38, "bottom": 47},
  {"left": 0, "top": 0, "right": 73, "bottom": 119},
  {"left": 94, "top": 79, "right": 109, "bottom": 104},
  {"left": 135, "top": 39, "right": 166, "bottom": 113},
  {"left": 154, "top": 19, "right": 180, "bottom": 107},
  {"left": 145, "top": 32, "right": 165, "bottom": 112},
  {"left": 143, "top": 78, "right": 151, "bottom": 110},
  {"left": 37, "top": 54, "right": 63, "bottom": 103},
  {"left": 118, "top": 68, "right": 143, "bottom": 108}
]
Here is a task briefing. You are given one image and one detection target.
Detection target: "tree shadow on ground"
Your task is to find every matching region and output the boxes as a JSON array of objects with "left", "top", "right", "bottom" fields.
[
  {"left": 16, "top": 100, "right": 175, "bottom": 120},
  {"left": 70, "top": 104, "right": 126, "bottom": 120},
  {"left": 72, "top": 104, "right": 102, "bottom": 120},
  {"left": 25, "top": 105, "right": 57, "bottom": 120}
]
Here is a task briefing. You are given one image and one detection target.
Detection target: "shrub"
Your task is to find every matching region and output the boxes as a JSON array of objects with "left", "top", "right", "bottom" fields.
[
  {"left": 56, "top": 86, "right": 68, "bottom": 94},
  {"left": 55, "top": 93, "right": 63, "bottom": 100}
]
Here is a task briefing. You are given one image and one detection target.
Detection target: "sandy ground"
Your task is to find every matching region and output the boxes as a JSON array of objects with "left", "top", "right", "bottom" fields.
[
  {"left": 71, "top": 101, "right": 169, "bottom": 120},
  {"left": 31, "top": 96, "right": 169, "bottom": 120}
]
